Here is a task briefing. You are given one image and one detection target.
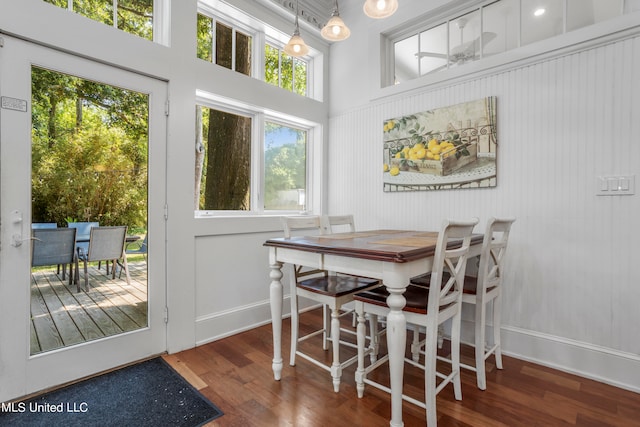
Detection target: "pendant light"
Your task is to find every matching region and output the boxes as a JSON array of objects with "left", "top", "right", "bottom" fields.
[
  {"left": 363, "top": 0, "right": 398, "bottom": 19},
  {"left": 321, "top": 0, "right": 350, "bottom": 42},
  {"left": 284, "top": 0, "right": 309, "bottom": 57}
]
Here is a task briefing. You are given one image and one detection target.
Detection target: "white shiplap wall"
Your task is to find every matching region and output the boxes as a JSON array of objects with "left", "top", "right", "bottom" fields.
[{"left": 328, "top": 35, "right": 640, "bottom": 391}]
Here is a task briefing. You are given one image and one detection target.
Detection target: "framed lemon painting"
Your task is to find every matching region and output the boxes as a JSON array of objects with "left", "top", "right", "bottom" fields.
[{"left": 383, "top": 97, "right": 497, "bottom": 192}]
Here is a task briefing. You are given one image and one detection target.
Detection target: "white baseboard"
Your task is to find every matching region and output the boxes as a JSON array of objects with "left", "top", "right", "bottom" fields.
[
  {"left": 194, "top": 297, "right": 318, "bottom": 346},
  {"left": 500, "top": 325, "right": 640, "bottom": 394},
  {"left": 195, "top": 303, "right": 640, "bottom": 394}
]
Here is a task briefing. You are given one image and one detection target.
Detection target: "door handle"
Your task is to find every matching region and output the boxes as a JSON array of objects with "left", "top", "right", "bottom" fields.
[{"left": 10, "top": 209, "right": 24, "bottom": 247}]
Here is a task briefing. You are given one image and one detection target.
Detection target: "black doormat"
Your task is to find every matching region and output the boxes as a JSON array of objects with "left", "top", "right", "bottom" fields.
[{"left": 0, "top": 357, "right": 223, "bottom": 427}]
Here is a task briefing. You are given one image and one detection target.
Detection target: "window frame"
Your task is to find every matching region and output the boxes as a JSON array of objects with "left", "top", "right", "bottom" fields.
[
  {"left": 195, "top": 90, "right": 318, "bottom": 217},
  {"left": 197, "top": 0, "right": 318, "bottom": 100},
  {"left": 197, "top": 5, "right": 260, "bottom": 79},
  {"left": 44, "top": 0, "right": 169, "bottom": 44},
  {"left": 264, "top": 39, "right": 310, "bottom": 97},
  {"left": 385, "top": 0, "right": 628, "bottom": 87}
]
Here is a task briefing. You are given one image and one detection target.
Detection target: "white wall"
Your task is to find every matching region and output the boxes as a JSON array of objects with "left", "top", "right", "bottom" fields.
[{"left": 327, "top": 1, "right": 640, "bottom": 392}]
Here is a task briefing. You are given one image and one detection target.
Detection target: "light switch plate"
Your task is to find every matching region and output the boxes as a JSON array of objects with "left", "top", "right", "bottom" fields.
[{"left": 597, "top": 175, "right": 635, "bottom": 196}]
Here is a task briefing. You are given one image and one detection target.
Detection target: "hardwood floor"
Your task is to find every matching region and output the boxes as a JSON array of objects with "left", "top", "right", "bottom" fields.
[
  {"left": 163, "top": 308, "right": 640, "bottom": 427},
  {"left": 30, "top": 261, "right": 147, "bottom": 355}
]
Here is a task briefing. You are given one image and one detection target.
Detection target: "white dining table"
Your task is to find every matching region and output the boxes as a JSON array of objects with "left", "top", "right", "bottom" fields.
[{"left": 264, "top": 229, "right": 483, "bottom": 426}]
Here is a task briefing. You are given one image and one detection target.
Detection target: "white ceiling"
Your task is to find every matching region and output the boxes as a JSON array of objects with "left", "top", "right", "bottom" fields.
[{"left": 267, "top": 0, "right": 337, "bottom": 30}]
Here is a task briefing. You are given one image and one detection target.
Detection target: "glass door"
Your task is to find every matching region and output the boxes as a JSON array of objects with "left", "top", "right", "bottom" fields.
[{"left": 0, "top": 35, "right": 167, "bottom": 401}]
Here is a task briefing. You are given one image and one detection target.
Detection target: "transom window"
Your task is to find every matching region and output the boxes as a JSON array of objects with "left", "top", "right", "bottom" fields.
[
  {"left": 43, "top": 0, "right": 154, "bottom": 41},
  {"left": 265, "top": 44, "right": 308, "bottom": 97},
  {"left": 391, "top": 0, "right": 626, "bottom": 85},
  {"left": 197, "top": 13, "right": 253, "bottom": 77},
  {"left": 197, "top": 1, "right": 313, "bottom": 99}
]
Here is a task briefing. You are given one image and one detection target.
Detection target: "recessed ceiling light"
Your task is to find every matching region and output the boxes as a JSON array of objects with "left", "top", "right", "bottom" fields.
[{"left": 534, "top": 8, "right": 546, "bottom": 17}]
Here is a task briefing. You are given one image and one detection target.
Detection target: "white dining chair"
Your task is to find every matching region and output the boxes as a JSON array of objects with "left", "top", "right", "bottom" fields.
[
  {"left": 460, "top": 217, "right": 515, "bottom": 390},
  {"left": 409, "top": 217, "right": 516, "bottom": 391},
  {"left": 354, "top": 218, "right": 478, "bottom": 426},
  {"left": 283, "top": 215, "right": 381, "bottom": 392}
]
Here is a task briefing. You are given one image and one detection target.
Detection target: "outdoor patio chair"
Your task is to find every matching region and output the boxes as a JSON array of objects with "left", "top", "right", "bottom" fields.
[
  {"left": 68, "top": 221, "right": 99, "bottom": 254},
  {"left": 125, "top": 234, "right": 147, "bottom": 261},
  {"left": 31, "top": 228, "right": 79, "bottom": 291},
  {"left": 31, "top": 222, "right": 57, "bottom": 229},
  {"left": 77, "top": 226, "right": 130, "bottom": 291},
  {"left": 31, "top": 222, "right": 66, "bottom": 277}
]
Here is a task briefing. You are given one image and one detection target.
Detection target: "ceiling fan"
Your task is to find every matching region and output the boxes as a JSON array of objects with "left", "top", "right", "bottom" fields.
[{"left": 415, "top": 18, "right": 496, "bottom": 65}]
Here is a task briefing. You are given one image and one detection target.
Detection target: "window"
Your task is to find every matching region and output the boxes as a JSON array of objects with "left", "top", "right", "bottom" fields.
[
  {"left": 196, "top": 13, "right": 253, "bottom": 77},
  {"left": 566, "top": 0, "right": 624, "bottom": 32},
  {"left": 195, "top": 95, "right": 312, "bottom": 214},
  {"left": 197, "top": 1, "right": 317, "bottom": 99},
  {"left": 43, "top": 0, "right": 154, "bottom": 41},
  {"left": 196, "top": 106, "right": 252, "bottom": 211},
  {"left": 391, "top": 0, "right": 626, "bottom": 86},
  {"left": 265, "top": 44, "right": 308, "bottom": 96},
  {"left": 264, "top": 122, "right": 307, "bottom": 210}
]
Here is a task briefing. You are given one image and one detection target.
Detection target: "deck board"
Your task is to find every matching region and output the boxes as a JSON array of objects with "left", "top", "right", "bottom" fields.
[{"left": 30, "top": 261, "right": 147, "bottom": 355}]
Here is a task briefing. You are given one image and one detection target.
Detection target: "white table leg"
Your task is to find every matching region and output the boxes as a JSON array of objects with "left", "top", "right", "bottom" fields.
[
  {"left": 269, "top": 259, "right": 284, "bottom": 380},
  {"left": 386, "top": 287, "right": 407, "bottom": 427},
  {"left": 330, "top": 307, "right": 341, "bottom": 392}
]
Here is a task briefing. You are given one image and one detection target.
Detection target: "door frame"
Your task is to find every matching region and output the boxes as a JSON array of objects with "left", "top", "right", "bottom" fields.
[{"left": 0, "top": 35, "right": 168, "bottom": 402}]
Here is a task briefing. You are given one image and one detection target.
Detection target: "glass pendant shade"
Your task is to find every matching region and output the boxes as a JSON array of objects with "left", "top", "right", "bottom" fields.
[
  {"left": 284, "top": 0, "right": 309, "bottom": 57},
  {"left": 363, "top": 0, "right": 398, "bottom": 19},
  {"left": 284, "top": 31, "right": 309, "bottom": 57},
  {"left": 321, "top": 14, "right": 350, "bottom": 41}
]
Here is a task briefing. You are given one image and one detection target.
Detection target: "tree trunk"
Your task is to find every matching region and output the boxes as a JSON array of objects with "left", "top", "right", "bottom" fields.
[
  {"left": 203, "top": 108, "right": 251, "bottom": 210},
  {"left": 194, "top": 107, "right": 205, "bottom": 210},
  {"left": 75, "top": 97, "right": 83, "bottom": 130},
  {"left": 48, "top": 95, "right": 58, "bottom": 148}
]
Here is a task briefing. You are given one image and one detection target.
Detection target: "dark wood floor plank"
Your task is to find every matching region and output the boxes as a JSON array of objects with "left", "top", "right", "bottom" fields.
[{"left": 163, "top": 307, "right": 640, "bottom": 427}]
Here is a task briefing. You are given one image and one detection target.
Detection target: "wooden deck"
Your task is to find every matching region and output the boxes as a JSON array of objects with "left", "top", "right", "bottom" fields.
[{"left": 30, "top": 261, "right": 147, "bottom": 355}]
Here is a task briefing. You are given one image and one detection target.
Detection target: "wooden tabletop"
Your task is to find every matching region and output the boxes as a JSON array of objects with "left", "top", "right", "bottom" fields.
[{"left": 264, "top": 230, "right": 483, "bottom": 263}]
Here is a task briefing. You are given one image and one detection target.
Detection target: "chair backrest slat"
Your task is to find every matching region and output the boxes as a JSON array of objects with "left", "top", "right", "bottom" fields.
[
  {"left": 478, "top": 217, "right": 516, "bottom": 293},
  {"left": 282, "top": 216, "right": 323, "bottom": 238},
  {"left": 428, "top": 219, "right": 478, "bottom": 311},
  {"left": 282, "top": 216, "right": 327, "bottom": 280},
  {"left": 322, "top": 214, "right": 356, "bottom": 234}
]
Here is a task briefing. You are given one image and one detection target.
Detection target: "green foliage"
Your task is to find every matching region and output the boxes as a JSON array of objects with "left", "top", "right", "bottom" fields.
[
  {"left": 293, "top": 59, "right": 307, "bottom": 96},
  {"left": 43, "top": 0, "right": 152, "bottom": 41},
  {"left": 264, "top": 44, "right": 307, "bottom": 96},
  {"left": 265, "top": 45, "right": 279, "bottom": 86},
  {"left": 117, "top": 0, "right": 153, "bottom": 40},
  {"left": 197, "top": 14, "right": 213, "bottom": 62},
  {"left": 31, "top": 67, "right": 148, "bottom": 227}
]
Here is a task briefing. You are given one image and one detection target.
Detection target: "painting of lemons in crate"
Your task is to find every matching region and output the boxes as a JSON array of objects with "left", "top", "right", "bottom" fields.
[{"left": 383, "top": 97, "right": 497, "bottom": 191}]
